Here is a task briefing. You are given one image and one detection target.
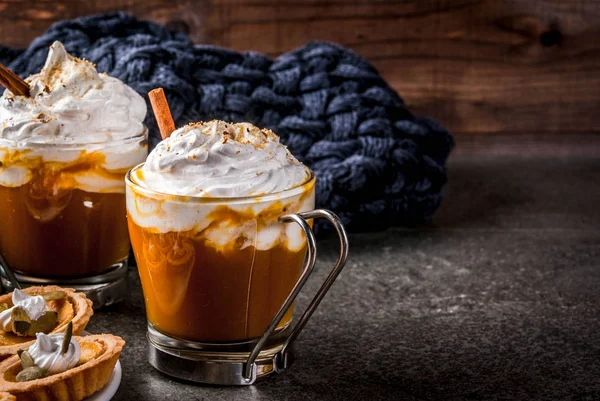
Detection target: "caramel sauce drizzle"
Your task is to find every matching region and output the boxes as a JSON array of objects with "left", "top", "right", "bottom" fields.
[{"left": 0, "top": 149, "right": 129, "bottom": 193}]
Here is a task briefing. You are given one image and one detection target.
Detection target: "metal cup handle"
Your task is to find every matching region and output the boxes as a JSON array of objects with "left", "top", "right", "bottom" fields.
[{"left": 243, "top": 209, "right": 349, "bottom": 382}]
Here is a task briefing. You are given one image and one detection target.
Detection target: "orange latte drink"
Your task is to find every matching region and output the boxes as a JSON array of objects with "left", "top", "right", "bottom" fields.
[
  {"left": 0, "top": 41, "right": 147, "bottom": 278},
  {"left": 127, "top": 121, "right": 313, "bottom": 342}
]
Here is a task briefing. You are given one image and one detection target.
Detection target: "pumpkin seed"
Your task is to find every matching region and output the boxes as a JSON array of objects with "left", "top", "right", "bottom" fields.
[
  {"left": 16, "top": 366, "right": 47, "bottom": 382},
  {"left": 41, "top": 291, "right": 66, "bottom": 301},
  {"left": 19, "top": 350, "right": 35, "bottom": 369},
  {"left": 61, "top": 321, "right": 73, "bottom": 355}
]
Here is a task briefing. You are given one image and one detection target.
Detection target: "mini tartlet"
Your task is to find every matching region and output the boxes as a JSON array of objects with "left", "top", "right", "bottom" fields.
[
  {"left": 0, "top": 333, "right": 124, "bottom": 401},
  {"left": 0, "top": 287, "right": 93, "bottom": 358}
]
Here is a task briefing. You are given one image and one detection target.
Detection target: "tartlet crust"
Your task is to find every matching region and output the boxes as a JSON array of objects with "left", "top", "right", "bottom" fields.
[
  {"left": 0, "top": 287, "right": 93, "bottom": 358},
  {"left": 0, "top": 392, "right": 15, "bottom": 401},
  {"left": 0, "top": 334, "right": 124, "bottom": 401}
]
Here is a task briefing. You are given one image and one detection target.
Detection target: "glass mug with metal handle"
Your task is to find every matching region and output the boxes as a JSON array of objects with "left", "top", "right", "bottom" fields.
[{"left": 126, "top": 165, "right": 348, "bottom": 385}]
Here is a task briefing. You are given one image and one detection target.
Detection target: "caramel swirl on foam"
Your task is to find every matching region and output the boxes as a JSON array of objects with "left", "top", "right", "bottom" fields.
[
  {"left": 0, "top": 41, "right": 147, "bottom": 192},
  {"left": 127, "top": 121, "right": 314, "bottom": 251}
]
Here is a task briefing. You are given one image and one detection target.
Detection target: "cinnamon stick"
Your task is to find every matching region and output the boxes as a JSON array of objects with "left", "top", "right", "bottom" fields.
[
  {"left": 148, "top": 88, "right": 176, "bottom": 140},
  {"left": 0, "top": 62, "right": 30, "bottom": 97}
]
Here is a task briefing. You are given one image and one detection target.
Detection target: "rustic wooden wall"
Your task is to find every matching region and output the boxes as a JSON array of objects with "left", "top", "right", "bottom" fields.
[{"left": 0, "top": 0, "right": 598, "bottom": 135}]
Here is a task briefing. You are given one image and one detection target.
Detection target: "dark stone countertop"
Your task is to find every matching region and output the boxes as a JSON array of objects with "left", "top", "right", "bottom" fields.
[{"left": 87, "top": 137, "right": 600, "bottom": 401}]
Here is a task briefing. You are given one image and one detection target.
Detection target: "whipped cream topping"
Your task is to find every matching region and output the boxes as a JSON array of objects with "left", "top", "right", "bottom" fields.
[
  {"left": 137, "top": 121, "right": 308, "bottom": 197},
  {"left": 128, "top": 121, "right": 313, "bottom": 251},
  {"left": 28, "top": 332, "right": 81, "bottom": 374},
  {"left": 0, "top": 41, "right": 146, "bottom": 144},
  {"left": 0, "top": 289, "right": 49, "bottom": 331},
  {"left": 0, "top": 41, "right": 147, "bottom": 192}
]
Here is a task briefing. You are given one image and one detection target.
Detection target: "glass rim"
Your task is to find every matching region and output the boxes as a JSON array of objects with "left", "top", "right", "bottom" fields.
[
  {"left": 126, "top": 162, "right": 316, "bottom": 204},
  {"left": 0, "top": 126, "right": 148, "bottom": 149}
]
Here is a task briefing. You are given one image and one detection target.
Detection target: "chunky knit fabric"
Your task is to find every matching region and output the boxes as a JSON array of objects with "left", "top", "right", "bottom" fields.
[{"left": 0, "top": 13, "right": 454, "bottom": 232}]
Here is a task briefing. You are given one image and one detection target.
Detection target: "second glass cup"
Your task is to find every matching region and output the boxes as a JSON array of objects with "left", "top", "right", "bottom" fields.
[{"left": 0, "top": 130, "right": 148, "bottom": 304}]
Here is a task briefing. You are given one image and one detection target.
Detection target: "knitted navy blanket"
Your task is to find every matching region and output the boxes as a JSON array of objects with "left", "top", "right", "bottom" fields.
[{"left": 0, "top": 13, "right": 454, "bottom": 232}]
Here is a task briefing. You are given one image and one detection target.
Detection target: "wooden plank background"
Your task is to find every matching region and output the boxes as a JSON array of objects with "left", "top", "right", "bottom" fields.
[{"left": 0, "top": 0, "right": 599, "bottom": 135}]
